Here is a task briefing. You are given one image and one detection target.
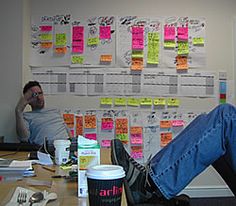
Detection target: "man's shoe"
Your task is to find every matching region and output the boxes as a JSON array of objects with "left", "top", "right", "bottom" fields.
[
  {"left": 111, "top": 138, "right": 160, "bottom": 205},
  {"left": 111, "top": 139, "right": 190, "bottom": 206}
]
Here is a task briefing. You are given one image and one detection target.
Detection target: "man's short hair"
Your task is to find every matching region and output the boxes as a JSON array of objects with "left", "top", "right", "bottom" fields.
[{"left": 23, "top": 81, "right": 42, "bottom": 94}]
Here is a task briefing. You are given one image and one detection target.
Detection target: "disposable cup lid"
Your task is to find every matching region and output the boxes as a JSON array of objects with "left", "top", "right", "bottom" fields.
[
  {"left": 86, "top": 164, "right": 125, "bottom": 180},
  {"left": 53, "top": 139, "right": 71, "bottom": 146}
]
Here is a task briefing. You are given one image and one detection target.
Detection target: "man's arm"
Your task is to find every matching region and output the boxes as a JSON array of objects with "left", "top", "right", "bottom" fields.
[{"left": 15, "top": 92, "right": 32, "bottom": 142}]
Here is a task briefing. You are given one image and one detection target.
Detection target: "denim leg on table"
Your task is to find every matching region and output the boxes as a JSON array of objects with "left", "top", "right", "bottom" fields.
[{"left": 149, "top": 103, "right": 236, "bottom": 199}]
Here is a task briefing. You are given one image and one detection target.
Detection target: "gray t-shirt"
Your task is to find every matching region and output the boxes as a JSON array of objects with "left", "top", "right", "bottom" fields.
[{"left": 23, "top": 108, "right": 69, "bottom": 145}]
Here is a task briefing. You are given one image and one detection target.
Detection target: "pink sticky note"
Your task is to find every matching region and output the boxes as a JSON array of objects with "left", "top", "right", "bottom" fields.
[
  {"left": 40, "top": 25, "right": 52, "bottom": 32},
  {"left": 130, "top": 133, "right": 143, "bottom": 144},
  {"left": 132, "top": 26, "right": 144, "bottom": 50},
  {"left": 85, "top": 133, "right": 97, "bottom": 140},
  {"left": 72, "top": 26, "right": 84, "bottom": 41},
  {"left": 172, "top": 120, "right": 184, "bottom": 127},
  {"left": 164, "top": 26, "right": 175, "bottom": 41},
  {"left": 177, "top": 27, "right": 188, "bottom": 41},
  {"left": 72, "top": 40, "right": 84, "bottom": 53},
  {"left": 131, "top": 151, "right": 143, "bottom": 159},
  {"left": 101, "top": 118, "right": 114, "bottom": 130},
  {"left": 101, "top": 140, "right": 111, "bottom": 147},
  {"left": 99, "top": 26, "right": 111, "bottom": 39}
]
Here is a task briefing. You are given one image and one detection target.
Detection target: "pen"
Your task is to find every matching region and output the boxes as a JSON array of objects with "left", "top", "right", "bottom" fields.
[
  {"left": 51, "top": 175, "right": 66, "bottom": 178},
  {"left": 42, "top": 166, "right": 56, "bottom": 172}
]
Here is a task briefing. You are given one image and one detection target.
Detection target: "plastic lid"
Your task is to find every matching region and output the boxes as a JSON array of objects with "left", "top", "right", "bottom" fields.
[
  {"left": 86, "top": 164, "right": 125, "bottom": 180},
  {"left": 78, "top": 135, "right": 98, "bottom": 147},
  {"left": 53, "top": 139, "right": 71, "bottom": 146}
]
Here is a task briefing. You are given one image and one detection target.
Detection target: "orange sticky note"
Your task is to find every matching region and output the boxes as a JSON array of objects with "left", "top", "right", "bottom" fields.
[
  {"left": 160, "top": 132, "right": 172, "bottom": 147},
  {"left": 40, "top": 42, "right": 53, "bottom": 49},
  {"left": 55, "top": 47, "right": 67, "bottom": 54},
  {"left": 84, "top": 114, "right": 97, "bottom": 129},
  {"left": 160, "top": 120, "right": 172, "bottom": 128},
  {"left": 63, "top": 113, "right": 74, "bottom": 128},
  {"left": 115, "top": 118, "right": 128, "bottom": 134},
  {"left": 176, "top": 55, "right": 188, "bottom": 70},
  {"left": 131, "top": 57, "right": 143, "bottom": 70},
  {"left": 76, "top": 116, "right": 83, "bottom": 136},
  {"left": 100, "top": 54, "right": 112, "bottom": 62},
  {"left": 130, "top": 126, "right": 142, "bottom": 134}
]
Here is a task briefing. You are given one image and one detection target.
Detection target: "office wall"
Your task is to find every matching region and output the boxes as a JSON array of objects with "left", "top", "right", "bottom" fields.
[
  {"left": 0, "top": 0, "right": 236, "bottom": 197},
  {"left": 0, "top": 0, "right": 23, "bottom": 142},
  {"left": 27, "top": 0, "right": 236, "bottom": 197},
  {"left": 27, "top": 0, "right": 236, "bottom": 111}
]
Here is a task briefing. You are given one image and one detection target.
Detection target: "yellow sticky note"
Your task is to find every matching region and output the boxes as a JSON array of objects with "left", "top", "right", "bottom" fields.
[
  {"left": 132, "top": 50, "right": 144, "bottom": 58},
  {"left": 55, "top": 33, "right": 67, "bottom": 46},
  {"left": 193, "top": 37, "right": 204, "bottom": 45},
  {"left": 147, "top": 32, "right": 159, "bottom": 64},
  {"left": 167, "top": 98, "right": 180, "bottom": 107},
  {"left": 114, "top": 98, "right": 127, "bottom": 106},
  {"left": 153, "top": 98, "right": 166, "bottom": 106},
  {"left": 40, "top": 33, "right": 53, "bottom": 41},
  {"left": 87, "top": 37, "right": 99, "bottom": 46},
  {"left": 127, "top": 98, "right": 140, "bottom": 106},
  {"left": 71, "top": 55, "right": 84, "bottom": 64},
  {"left": 164, "top": 41, "right": 176, "bottom": 48},
  {"left": 177, "top": 42, "right": 189, "bottom": 55},
  {"left": 100, "top": 97, "right": 113, "bottom": 105},
  {"left": 140, "top": 98, "right": 153, "bottom": 106}
]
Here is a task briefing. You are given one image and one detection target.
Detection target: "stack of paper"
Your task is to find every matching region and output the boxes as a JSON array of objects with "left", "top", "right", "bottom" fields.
[{"left": 0, "top": 159, "right": 35, "bottom": 181}]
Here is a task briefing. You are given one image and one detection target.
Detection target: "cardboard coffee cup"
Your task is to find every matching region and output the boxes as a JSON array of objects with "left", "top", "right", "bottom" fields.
[{"left": 86, "top": 164, "right": 125, "bottom": 206}]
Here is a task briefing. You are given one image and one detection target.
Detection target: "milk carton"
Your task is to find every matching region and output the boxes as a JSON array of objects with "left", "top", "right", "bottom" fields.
[{"left": 77, "top": 136, "right": 100, "bottom": 197}]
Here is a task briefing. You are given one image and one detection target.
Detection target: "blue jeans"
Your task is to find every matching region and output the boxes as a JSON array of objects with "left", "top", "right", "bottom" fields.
[{"left": 149, "top": 103, "right": 236, "bottom": 199}]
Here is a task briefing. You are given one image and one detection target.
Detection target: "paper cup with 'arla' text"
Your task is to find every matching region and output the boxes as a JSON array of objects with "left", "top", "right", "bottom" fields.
[{"left": 86, "top": 164, "right": 125, "bottom": 206}]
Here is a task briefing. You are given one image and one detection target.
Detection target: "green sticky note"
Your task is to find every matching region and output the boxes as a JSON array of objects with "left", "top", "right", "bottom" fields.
[
  {"left": 87, "top": 37, "right": 99, "bottom": 46},
  {"left": 132, "top": 50, "right": 144, "bottom": 58},
  {"left": 71, "top": 55, "right": 84, "bottom": 64},
  {"left": 127, "top": 98, "right": 140, "bottom": 106},
  {"left": 147, "top": 32, "right": 159, "bottom": 64},
  {"left": 220, "top": 99, "right": 226, "bottom": 104},
  {"left": 116, "top": 134, "right": 129, "bottom": 142},
  {"left": 55, "top": 33, "right": 67, "bottom": 46},
  {"left": 153, "top": 98, "right": 166, "bottom": 106},
  {"left": 164, "top": 41, "right": 176, "bottom": 48},
  {"left": 167, "top": 98, "right": 180, "bottom": 106},
  {"left": 193, "top": 37, "right": 204, "bottom": 45},
  {"left": 40, "top": 33, "right": 53, "bottom": 41},
  {"left": 100, "top": 97, "right": 113, "bottom": 105},
  {"left": 114, "top": 98, "right": 127, "bottom": 106},
  {"left": 177, "top": 42, "right": 189, "bottom": 55},
  {"left": 140, "top": 98, "right": 153, "bottom": 106}
]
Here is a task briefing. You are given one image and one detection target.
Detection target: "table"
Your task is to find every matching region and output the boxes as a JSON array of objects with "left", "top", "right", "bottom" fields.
[{"left": 0, "top": 149, "right": 127, "bottom": 206}]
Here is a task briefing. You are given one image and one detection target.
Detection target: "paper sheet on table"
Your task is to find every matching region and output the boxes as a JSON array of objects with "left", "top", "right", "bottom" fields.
[{"left": 5, "top": 186, "right": 57, "bottom": 206}]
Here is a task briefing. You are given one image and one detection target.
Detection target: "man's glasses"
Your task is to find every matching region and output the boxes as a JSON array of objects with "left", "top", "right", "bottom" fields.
[{"left": 32, "top": 92, "right": 43, "bottom": 97}]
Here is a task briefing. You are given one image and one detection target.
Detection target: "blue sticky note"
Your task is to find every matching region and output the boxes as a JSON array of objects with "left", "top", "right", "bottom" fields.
[{"left": 219, "top": 82, "right": 226, "bottom": 94}]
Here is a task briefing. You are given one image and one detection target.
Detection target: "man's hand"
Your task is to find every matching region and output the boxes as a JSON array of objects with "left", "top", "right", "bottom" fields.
[{"left": 15, "top": 90, "right": 34, "bottom": 113}]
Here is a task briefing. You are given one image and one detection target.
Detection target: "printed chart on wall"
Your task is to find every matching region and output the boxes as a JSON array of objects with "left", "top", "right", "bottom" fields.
[
  {"left": 70, "top": 16, "right": 116, "bottom": 67},
  {"left": 32, "top": 67, "right": 216, "bottom": 98},
  {"left": 117, "top": 16, "right": 162, "bottom": 69},
  {"left": 162, "top": 16, "right": 206, "bottom": 69},
  {"left": 30, "top": 14, "right": 116, "bottom": 67},
  {"left": 30, "top": 14, "right": 71, "bottom": 66}
]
